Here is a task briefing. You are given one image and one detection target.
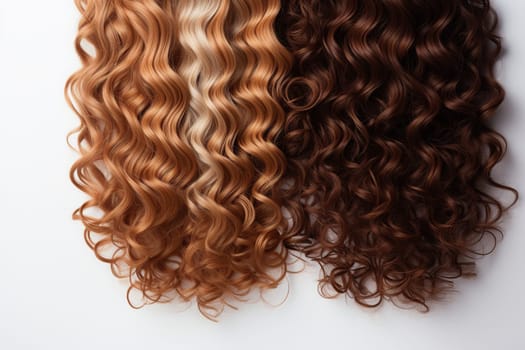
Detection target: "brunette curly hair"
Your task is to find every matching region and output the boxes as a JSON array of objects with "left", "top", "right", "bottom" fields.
[{"left": 277, "top": 0, "right": 517, "bottom": 309}]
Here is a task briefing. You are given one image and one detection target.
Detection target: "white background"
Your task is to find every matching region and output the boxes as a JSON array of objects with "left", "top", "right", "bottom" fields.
[{"left": 0, "top": 1, "right": 523, "bottom": 349}]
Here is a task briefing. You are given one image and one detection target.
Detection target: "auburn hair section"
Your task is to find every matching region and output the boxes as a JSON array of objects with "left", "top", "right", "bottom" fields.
[
  {"left": 66, "top": 0, "right": 291, "bottom": 319},
  {"left": 277, "top": 0, "right": 517, "bottom": 309}
]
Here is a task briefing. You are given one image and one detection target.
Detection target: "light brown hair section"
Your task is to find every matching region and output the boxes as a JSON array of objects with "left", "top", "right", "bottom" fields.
[{"left": 66, "top": 0, "right": 291, "bottom": 319}]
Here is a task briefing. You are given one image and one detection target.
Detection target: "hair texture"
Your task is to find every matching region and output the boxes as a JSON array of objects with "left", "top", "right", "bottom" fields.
[
  {"left": 66, "top": 0, "right": 291, "bottom": 318},
  {"left": 277, "top": 0, "right": 517, "bottom": 309}
]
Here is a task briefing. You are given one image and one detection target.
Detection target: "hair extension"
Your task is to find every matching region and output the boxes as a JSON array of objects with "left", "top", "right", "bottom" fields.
[
  {"left": 66, "top": 0, "right": 198, "bottom": 307},
  {"left": 277, "top": 0, "right": 517, "bottom": 309},
  {"left": 175, "top": 0, "right": 291, "bottom": 317},
  {"left": 67, "top": 0, "right": 291, "bottom": 318}
]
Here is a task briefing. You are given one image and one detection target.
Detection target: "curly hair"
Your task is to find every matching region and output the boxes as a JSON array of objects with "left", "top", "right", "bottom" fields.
[
  {"left": 67, "top": 0, "right": 517, "bottom": 316},
  {"left": 66, "top": 0, "right": 198, "bottom": 304},
  {"left": 66, "top": 0, "right": 291, "bottom": 318},
  {"left": 175, "top": 0, "right": 291, "bottom": 316},
  {"left": 277, "top": 0, "right": 517, "bottom": 309}
]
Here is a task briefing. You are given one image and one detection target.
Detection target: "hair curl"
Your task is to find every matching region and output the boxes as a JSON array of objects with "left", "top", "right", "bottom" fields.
[
  {"left": 175, "top": 0, "right": 291, "bottom": 316},
  {"left": 66, "top": 0, "right": 291, "bottom": 318},
  {"left": 66, "top": 0, "right": 197, "bottom": 304},
  {"left": 277, "top": 0, "right": 517, "bottom": 309}
]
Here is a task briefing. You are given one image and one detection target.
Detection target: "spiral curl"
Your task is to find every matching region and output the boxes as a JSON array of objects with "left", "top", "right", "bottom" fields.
[{"left": 277, "top": 0, "right": 517, "bottom": 309}]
